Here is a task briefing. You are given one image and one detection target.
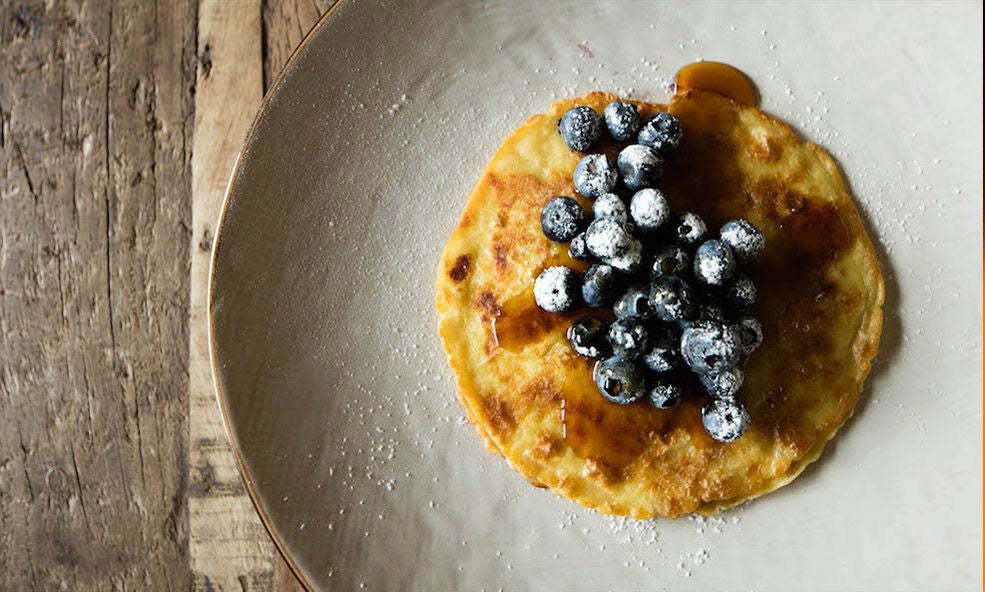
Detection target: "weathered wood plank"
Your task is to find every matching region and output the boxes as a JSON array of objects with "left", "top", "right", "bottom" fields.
[
  {"left": 186, "top": 2, "right": 333, "bottom": 590},
  {"left": 275, "top": 555, "right": 309, "bottom": 592},
  {"left": 262, "top": 0, "right": 335, "bottom": 91},
  {"left": 189, "top": 2, "right": 275, "bottom": 591},
  {"left": 0, "top": 0, "right": 195, "bottom": 589}
]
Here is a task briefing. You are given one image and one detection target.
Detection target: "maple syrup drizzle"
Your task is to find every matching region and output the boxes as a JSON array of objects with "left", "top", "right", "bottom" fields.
[
  {"left": 674, "top": 61, "right": 759, "bottom": 106},
  {"left": 490, "top": 294, "right": 566, "bottom": 353},
  {"left": 454, "top": 61, "right": 859, "bottom": 480},
  {"left": 492, "top": 63, "right": 764, "bottom": 466}
]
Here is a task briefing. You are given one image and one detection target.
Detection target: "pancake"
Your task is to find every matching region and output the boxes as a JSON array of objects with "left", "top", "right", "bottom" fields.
[{"left": 435, "top": 91, "right": 884, "bottom": 518}]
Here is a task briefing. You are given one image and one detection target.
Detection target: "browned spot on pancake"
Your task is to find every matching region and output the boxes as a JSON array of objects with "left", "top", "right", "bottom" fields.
[
  {"left": 483, "top": 335, "right": 498, "bottom": 358},
  {"left": 533, "top": 433, "right": 562, "bottom": 460},
  {"left": 460, "top": 213, "right": 472, "bottom": 227},
  {"left": 584, "top": 458, "right": 619, "bottom": 486},
  {"left": 522, "top": 376, "right": 564, "bottom": 404},
  {"left": 493, "top": 242, "right": 509, "bottom": 272},
  {"left": 491, "top": 171, "right": 578, "bottom": 215},
  {"left": 475, "top": 291, "right": 506, "bottom": 356},
  {"left": 473, "top": 290, "right": 503, "bottom": 320},
  {"left": 747, "top": 134, "right": 783, "bottom": 162},
  {"left": 480, "top": 394, "right": 516, "bottom": 436},
  {"left": 556, "top": 475, "right": 576, "bottom": 495},
  {"left": 448, "top": 254, "right": 471, "bottom": 282}
]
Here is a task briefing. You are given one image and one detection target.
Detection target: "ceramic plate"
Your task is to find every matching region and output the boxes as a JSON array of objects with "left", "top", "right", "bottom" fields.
[{"left": 210, "top": 2, "right": 983, "bottom": 590}]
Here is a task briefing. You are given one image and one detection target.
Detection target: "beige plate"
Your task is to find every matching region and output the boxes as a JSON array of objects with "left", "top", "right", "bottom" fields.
[{"left": 210, "top": 2, "right": 983, "bottom": 590}]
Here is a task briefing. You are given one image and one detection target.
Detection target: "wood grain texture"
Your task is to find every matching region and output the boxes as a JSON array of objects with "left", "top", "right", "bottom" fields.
[
  {"left": 189, "top": 1, "right": 331, "bottom": 591},
  {"left": 0, "top": 0, "right": 196, "bottom": 590},
  {"left": 189, "top": 4, "right": 271, "bottom": 591},
  {"left": 1, "top": 0, "right": 330, "bottom": 588}
]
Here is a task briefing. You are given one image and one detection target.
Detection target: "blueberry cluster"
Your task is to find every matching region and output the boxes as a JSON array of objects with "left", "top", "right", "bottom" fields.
[{"left": 533, "top": 102, "right": 766, "bottom": 443}]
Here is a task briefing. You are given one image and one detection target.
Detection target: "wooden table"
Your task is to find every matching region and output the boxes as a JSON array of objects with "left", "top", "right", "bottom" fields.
[{"left": 1, "top": 2, "right": 334, "bottom": 589}]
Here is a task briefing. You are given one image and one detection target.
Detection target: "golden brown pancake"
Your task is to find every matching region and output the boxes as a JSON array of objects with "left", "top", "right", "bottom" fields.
[{"left": 435, "top": 91, "right": 884, "bottom": 518}]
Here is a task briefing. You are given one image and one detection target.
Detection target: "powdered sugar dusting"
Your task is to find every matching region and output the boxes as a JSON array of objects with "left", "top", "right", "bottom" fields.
[{"left": 585, "top": 218, "right": 632, "bottom": 260}]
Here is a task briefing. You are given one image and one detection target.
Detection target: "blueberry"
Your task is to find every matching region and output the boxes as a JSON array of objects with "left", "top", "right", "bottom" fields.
[
  {"left": 629, "top": 188, "right": 670, "bottom": 233},
  {"left": 593, "top": 356, "right": 646, "bottom": 405},
  {"left": 650, "top": 245, "right": 690, "bottom": 279},
  {"left": 638, "top": 112, "right": 683, "bottom": 155},
  {"left": 725, "top": 273, "right": 757, "bottom": 310},
  {"left": 680, "top": 322, "right": 741, "bottom": 375},
  {"left": 734, "top": 316, "right": 763, "bottom": 356},
  {"left": 700, "top": 302, "right": 727, "bottom": 323},
  {"left": 673, "top": 212, "right": 708, "bottom": 247},
  {"left": 574, "top": 154, "right": 617, "bottom": 199},
  {"left": 643, "top": 328, "right": 681, "bottom": 373},
  {"left": 581, "top": 264, "right": 619, "bottom": 308},
  {"left": 678, "top": 303, "right": 727, "bottom": 332},
  {"left": 584, "top": 218, "right": 633, "bottom": 260},
  {"left": 608, "top": 319, "right": 649, "bottom": 359},
  {"left": 567, "top": 317, "right": 611, "bottom": 359},
  {"left": 616, "top": 144, "right": 663, "bottom": 191},
  {"left": 533, "top": 266, "right": 580, "bottom": 313},
  {"left": 540, "top": 196, "right": 587, "bottom": 243},
  {"left": 568, "top": 233, "right": 592, "bottom": 261},
  {"left": 613, "top": 285, "right": 652, "bottom": 320},
  {"left": 593, "top": 193, "right": 628, "bottom": 224},
  {"left": 558, "top": 106, "right": 602, "bottom": 152},
  {"left": 608, "top": 239, "right": 644, "bottom": 274},
  {"left": 720, "top": 219, "right": 765, "bottom": 262},
  {"left": 603, "top": 101, "right": 642, "bottom": 142},
  {"left": 648, "top": 380, "right": 682, "bottom": 409},
  {"left": 699, "top": 366, "right": 744, "bottom": 399},
  {"left": 702, "top": 398, "right": 750, "bottom": 443},
  {"left": 649, "top": 276, "right": 697, "bottom": 323},
  {"left": 693, "top": 239, "right": 737, "bottom": 286}
]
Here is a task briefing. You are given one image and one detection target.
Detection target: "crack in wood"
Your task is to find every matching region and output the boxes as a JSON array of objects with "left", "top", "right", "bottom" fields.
[
  {"left": 69, "top": 445, "right": 92, "bottom": 536},
  {"left": 0, "top": 95, "right": 6, "bottom": 148},
  {"left": 17, "top": 426, "right": 34, "bottom": 503},
  {"left": 103, "top": 1, "right": 117, "bottom": 354},
  {"left": 12, "top": 140, "right": 39, "bottom": 202}
]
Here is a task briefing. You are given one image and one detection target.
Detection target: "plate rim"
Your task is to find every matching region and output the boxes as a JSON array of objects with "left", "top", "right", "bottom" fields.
[{"left": 206, "top": 2, "right": 348, "bottom": 590}]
